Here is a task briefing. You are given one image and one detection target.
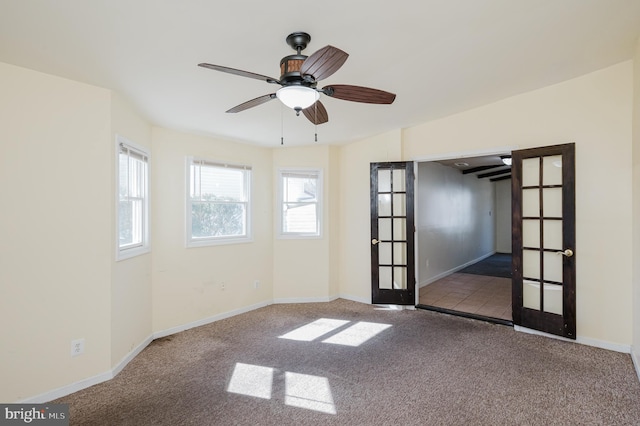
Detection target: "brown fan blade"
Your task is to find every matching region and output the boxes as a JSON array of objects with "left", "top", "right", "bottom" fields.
[
  {"left": 323, "top": 84, "right": 396, "bottom": 104},
  {"left": 302, "top": 101, "right": 329, "bottom": 125},
  {"left": 226, "top": 94, "right": 276, "bottom": 113},
  {"left": 198, "top": 63, "right": 279, "bottom": 84},
  {"left": 299, "top": 46, "right": 348, "bottom": 81}
]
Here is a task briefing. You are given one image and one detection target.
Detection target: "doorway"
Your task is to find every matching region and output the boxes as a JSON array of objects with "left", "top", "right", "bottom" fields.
[{"left": 414, "top": 153, "right": 513, "bottom": 323}]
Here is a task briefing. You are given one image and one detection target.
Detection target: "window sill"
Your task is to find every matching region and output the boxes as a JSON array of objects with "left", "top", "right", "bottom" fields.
[
  {"left": 116, "top": 246, "right": 150, "bottom": 261},
  {"left": 186, "top": 236, "right": 253, "bottom": 248}
]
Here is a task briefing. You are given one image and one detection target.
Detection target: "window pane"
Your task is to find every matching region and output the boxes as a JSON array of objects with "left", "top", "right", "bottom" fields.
[
  {"left": 201, "top": 167, "right": 246, "bottom": 201},
  {"left": 117, "top": 141, "right": 149, "bottom": 255},
  {"left": 119, "top": 154, "right": 129, "bottom": 198},
  {"left": 283, "top": 203, "right": 317, "bottom": 233},
  {"left": 279, "top": 170, "right": 321, "bottom": 236},
  {"left": 284, "top": 176, "right": 317, "bottom": 203},
  {"left": 190, "top": 164, "right": 201, "bottom": 199},
  {"left": 129, "top": 158, "right": 145, "bottom": 198},
  {"left": 188, "top": 160, "right": 251, "bottom": 243},
  {"left": 192, "top": 201, "right": 246, "bottom": 238},
  {"left": 119, "top": 200, "right": 133, "bottom": 246}
]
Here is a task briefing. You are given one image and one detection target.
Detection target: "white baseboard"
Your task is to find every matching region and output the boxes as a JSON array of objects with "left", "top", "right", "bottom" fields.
[
  {"left": 19, "top": 370, "right": 113, "bottom": 404},
  {"left": 418, "top": 251, "right": 496, "bottom": 288},
  {"left": 112, "top": 335, "right": 154, "bottom": 377},
  {"left": 337, "top": 293, "right": 371, "bottom": 305},
  {"left": 272, "top": 295, "right": 338, "bottom": 304},
  {"left": 153, "top": 299, "right": 273, "bottom": 339},
  {"left": 514, "top": 325, "right": 631, "bottom": 353},
  {"left": 632, "top": 347, "right": 640, "bottom": 383}
]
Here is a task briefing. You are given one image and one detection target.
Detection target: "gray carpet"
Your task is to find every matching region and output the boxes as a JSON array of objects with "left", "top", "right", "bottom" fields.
[
  {"left": 55, "top": 299, "right": 640, "bottom": 425},
  {"left": 460, "top": 253, "right": 512, "bottom": 278}
]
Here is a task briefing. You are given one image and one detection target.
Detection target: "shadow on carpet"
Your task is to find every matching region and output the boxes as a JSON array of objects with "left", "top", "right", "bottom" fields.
[{"left": 459, "top": 253, "right": 512, "bottom": 278}]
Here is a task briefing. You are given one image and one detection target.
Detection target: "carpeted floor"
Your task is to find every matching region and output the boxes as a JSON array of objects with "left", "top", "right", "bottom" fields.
[
  {"left": 459, "top": 253, "right": 512, "bottom": 278},
  {"left": 55, "top": 299, "right": 640, "bottom": 425}
]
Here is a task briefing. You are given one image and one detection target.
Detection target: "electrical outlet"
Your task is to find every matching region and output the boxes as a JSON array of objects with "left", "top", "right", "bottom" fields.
[
  {"left": 254, "top": 280, "right": 260, "bottom": 289},
  {"left": 71, "top": 338, "right": 85, "bottom": 357}
]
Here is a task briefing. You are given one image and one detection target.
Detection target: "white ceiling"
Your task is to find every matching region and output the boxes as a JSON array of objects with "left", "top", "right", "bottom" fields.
[{"left": 1, "top": 1, "right": 639, "bottom": 147}]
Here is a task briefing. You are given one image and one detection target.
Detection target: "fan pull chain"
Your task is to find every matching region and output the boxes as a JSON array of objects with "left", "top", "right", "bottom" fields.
[
  {"left": 314, "top": 102, "right": 318, "bottom": 142},
  {"left": 280, "top": 103, "right": 284, "bottom": 145}
]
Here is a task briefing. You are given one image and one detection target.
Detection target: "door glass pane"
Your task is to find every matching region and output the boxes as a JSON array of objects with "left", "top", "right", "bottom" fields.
[
  {"left": 543, "top": 251, "right": 563, "bottom": 283},
  {"left": 543, "top": 155, "right": 562, "bottom": 186},
  {"left": 379, "top": 219, "right": 391, "bottom": 240},
  {"left": 543, "top": 220, "right": 562, "bottom": 250},
  {"left": 543, "top": 188, "right": 562, "bottom": 218},
  {"left": 393, "top": 242, "right": 406, "bottom": 264},
  {"left": 522, "top": 189, "right": 540, "bottom": 217},
  {"left": 543, "top": 284, "right": 563, "bottom": 315},
  {"left": 523, "top": 250, "right": 540, "bottom": 279},
  {"left": 393, "top": 194, "right": 406, "bottom": 216},
  {"left": 523, "top": 280, "right": 540, "bottom": 310},
  {"left": 378, "top": 170, "right": 391, "bottom": 192},
  {"left": 523, "top": 220, "right": 540, "bottom": 247},
  {"left": 393, "top": 169, "right": 405, "bottom": 192},
  {"left": 394, "top": 267, "right": 407, "bottom": 289},
  {"left": 379, "top": 243, "right": 392, "bottom": 264},
  {"left": 379, "top": 267, "right": 392, "bottom": 289},
  {"left": 393, "top": 218, "right": 406, "bottom": 240},
  {"left": 522, "top": 158, "right": 539, "bottom": 187},
  {"left": 378, "top": 194, "right": 391, "bottom": 216}
]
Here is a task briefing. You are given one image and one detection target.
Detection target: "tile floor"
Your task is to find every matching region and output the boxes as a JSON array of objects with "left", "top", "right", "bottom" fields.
[{"left": 418, "top": 273, "right": 512, "bottom": 321}]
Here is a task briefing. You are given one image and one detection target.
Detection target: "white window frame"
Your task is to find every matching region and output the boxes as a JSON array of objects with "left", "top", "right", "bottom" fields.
[
  {"left": 115, "top": 135, "right": 150, "bottom": 261},
  {"left": 277, "top": 168, "right": 323, "bottom": 239},
  {"left": 186, "top": 157, "right": 252, "bottom": 247}
]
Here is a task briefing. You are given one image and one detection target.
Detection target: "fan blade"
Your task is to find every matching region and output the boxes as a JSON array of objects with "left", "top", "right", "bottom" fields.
[
  {"left": 323, "top": 84, "right": 396, "bottom": 104},
  {"left": 226, "top": 94, "right": 276, "bottom": 113},
  {"left": 299, "top": 46, "right": 348, "bottom": 81},
  {"left": 302, "top": 101, "right": 329, "bottom": 125},
  {"left": 198, "top": 63, "right": 279, "bottom": 84}
]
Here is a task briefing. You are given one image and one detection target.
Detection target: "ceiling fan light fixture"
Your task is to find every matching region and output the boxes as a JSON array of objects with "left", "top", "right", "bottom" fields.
[
  {"left": 501, "top": 156, "right": 512, "bottom": 166},
  {"left": 276, "top": 86, "right": 319, "bottom": 110}
]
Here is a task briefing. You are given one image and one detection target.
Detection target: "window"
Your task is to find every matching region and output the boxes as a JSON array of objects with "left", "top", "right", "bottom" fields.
[
  {"left": 187, "top": 158, "right": 251, "bottom": 247},
  {"left": 116, "top": 136, "right": 150, "bottom": 260},
  {"left": 278, "top": 169, "right": 322, "bottom": 238}
]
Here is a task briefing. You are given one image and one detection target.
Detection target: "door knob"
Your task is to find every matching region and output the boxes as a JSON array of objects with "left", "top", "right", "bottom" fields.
[
  {"left": 371, "top": 239, "right": 380, "bottom": 245},
  {"left": 556, "top": 249, "right": 573, "bottom": 257}
]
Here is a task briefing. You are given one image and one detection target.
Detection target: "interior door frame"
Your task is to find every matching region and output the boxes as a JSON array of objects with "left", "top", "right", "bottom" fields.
[{"left": 412, "top": 148, "right": 517, "bottom": 306}]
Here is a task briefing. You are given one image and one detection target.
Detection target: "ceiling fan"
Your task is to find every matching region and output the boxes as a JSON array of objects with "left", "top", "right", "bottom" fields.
[{"left": 198, "top": 32, "right": 396, "bottom": 125}]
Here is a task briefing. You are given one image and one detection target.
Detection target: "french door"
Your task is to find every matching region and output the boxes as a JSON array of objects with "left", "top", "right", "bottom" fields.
[
  {"left": 512, "top": 143, "right": 576, "bottom": 339},
  {"left": 370, "top": 162, "right": 415, "bottom": 305}
]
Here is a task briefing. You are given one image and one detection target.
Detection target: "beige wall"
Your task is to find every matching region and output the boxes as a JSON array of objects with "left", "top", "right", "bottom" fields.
[
  {"left": 272, "top": 145, "right": 336, "bottom": 302},
  {"left": 0, "top": 63, "right": 112, "bottom": 401},
  {"left": 110, "top": 92, "right": 153, "bottom": 367},
  {"left": 403, "top": 61, "right": 634, "bottom": 345},
  {"left": 328, "top": 146, "right": 341, "bottom": 297},
  {"left": 337, "top": 129, "right": 403, "bottom": 302},
  {"left": 632, "top": 39, "right": 640, "bottom": 368},
  {"left": 150, "top": 128, "right": 274, "bottom": 333}
]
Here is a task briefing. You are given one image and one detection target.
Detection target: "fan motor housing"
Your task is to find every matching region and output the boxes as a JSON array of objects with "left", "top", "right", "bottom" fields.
[{"left": 279, "top": 54, "right": 316, "bottom": 87}]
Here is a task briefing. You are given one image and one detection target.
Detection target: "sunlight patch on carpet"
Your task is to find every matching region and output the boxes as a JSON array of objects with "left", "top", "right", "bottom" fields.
[
  {"left": 322, "top": 321, "right": 392, "bottom": 347},
  {"left": 285, "top": 372, "right": 336, "bottom": 415},
  {"left": 227, "top": 363, "right": 273, "bottom": 399},
  {"left": 278, "top": 318, "right": 349, "bottom": 341}
]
